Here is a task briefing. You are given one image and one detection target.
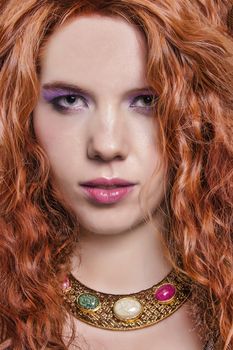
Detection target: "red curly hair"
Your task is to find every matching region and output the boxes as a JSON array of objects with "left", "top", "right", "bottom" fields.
[{"left": 0, "top": 0, "right": 232, "bottom": 349}]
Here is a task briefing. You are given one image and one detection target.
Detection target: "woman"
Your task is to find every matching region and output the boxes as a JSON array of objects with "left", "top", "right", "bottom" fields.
[{"left": 0, "top": 0, "right": 232, "bottom": 349}]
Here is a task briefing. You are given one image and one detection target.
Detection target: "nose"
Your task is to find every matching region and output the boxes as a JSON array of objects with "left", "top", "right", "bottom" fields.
[{"left": 87, "top": 107, "right": 129, "bottom": 162}]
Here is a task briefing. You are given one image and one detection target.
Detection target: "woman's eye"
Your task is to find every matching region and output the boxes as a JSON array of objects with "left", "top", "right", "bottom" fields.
[
  {"left": 51, "top": 94, "right": 87, "bottom": 112},
  {"left": 131, "top": 95, "right": 157, "bottom": 110},
  {"left": 47, "top": 93, "right": 157, "bottom": 114}
]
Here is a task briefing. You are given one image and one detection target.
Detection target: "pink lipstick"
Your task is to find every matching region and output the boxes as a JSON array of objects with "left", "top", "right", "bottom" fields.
[{"left": 79, "top": 178, "right": 136, "bottom": 204}]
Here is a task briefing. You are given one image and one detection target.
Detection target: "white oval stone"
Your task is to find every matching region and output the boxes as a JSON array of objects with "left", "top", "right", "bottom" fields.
[{"left": 113, "top": 297, "right": 143, "bottom": 321}]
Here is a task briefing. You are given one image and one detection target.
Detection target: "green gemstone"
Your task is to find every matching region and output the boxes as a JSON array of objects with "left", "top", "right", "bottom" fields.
[{"left": 77, "top": 293, "right": 100, "bottom": 310}]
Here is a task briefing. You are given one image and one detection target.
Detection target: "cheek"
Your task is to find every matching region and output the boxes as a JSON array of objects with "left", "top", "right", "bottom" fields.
[
  {"left": 32, "top": 108, "right": 72, "bottom": 182},
  {"left": 33, "top": 105, "right": 76, "bottom": 159},
  {"left": 138, "top": 120, "right": 162, "bottom": 168},
  {"left": 33, "top": 106, "right": 59, "bottom": 148},
  {"left": 137, "top": 121, "right": 165, "bottom": 205}
]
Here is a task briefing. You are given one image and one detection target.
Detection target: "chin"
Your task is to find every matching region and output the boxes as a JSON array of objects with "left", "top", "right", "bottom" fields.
[
  {"left": 72, "top": 198, "right": 155, "bottom": 236},
  {"left": 77, "top": 213, "right": 144, "bottom": 236}
]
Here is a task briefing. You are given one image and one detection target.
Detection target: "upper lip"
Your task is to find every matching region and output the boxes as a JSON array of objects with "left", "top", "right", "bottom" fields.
[{"left": 80, "top": 177, "right": 136, "bottom": 187}]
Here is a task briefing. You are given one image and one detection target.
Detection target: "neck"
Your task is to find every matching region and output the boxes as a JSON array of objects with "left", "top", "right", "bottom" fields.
[{"left": 71, "top": 212, "right": 172, "bottom": 294}]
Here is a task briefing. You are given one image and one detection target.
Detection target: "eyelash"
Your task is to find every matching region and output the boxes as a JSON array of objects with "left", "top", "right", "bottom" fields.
[
  {"left": 51, "top": 95, "right": 87, "bottom": 112},
  {"left": 50, "top": 94, "right": 157, "bottom": 113}
]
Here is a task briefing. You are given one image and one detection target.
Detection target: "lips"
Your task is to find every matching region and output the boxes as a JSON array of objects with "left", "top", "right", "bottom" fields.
[
  {"left": 80, "top": 178, "right": 135, "bottom": 187},
  {"left": 80, "top": 178, "right": 136, "bottom": 204}
]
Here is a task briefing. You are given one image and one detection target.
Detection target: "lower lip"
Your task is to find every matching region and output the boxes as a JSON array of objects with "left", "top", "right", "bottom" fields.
[{"left": 80, "top": 185, "right": 135, "bottom": 204}]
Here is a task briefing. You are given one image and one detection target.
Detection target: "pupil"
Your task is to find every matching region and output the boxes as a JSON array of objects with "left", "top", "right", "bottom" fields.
[
  {"left": 144, "top": 96, "right": 153, "bottom": 104},
  {"left": 66, "top": 95, "right": 76, "bottom": 104}
]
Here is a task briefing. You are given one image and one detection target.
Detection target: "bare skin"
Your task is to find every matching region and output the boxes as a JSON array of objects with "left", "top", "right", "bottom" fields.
[{"left": 34, "top": 14, "right": 204, "bottom": 350}]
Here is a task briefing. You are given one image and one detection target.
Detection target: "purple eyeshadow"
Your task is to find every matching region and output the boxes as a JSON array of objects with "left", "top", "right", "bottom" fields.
[
  {"left": 42, "top": 88, "right": 72, "bottom": 102},
  {"left": 41, "top": 85, "right": 157, "bottom": 114}
]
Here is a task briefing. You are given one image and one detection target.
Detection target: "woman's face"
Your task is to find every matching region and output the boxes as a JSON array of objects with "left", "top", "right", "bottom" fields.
[{"left": 33, "top": 14, "right": 166, "bottom": 235}]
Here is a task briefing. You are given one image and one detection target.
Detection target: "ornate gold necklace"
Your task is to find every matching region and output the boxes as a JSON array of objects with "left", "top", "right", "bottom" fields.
[{"left": 62, "top": 269, "right": 191, "bottom": 331}]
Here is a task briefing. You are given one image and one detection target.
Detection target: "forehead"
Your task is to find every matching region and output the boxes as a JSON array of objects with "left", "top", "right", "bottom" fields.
[{"left": 39, "top": 14, "right": 148, "bottom": 92}]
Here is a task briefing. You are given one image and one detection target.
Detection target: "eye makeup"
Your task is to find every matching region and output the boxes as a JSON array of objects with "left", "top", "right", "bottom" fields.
[
  {"left": 42, "top": 87, "right": 89, "bottom": 113},
  {"left": 41, "top": 83, "right": 158, "bottom": 115},
  {"left": 130, "top": 94, "right": 158, "bottom": 111},
  {"left": 42, "top": 82, "right": 95, "bottom": 102},
  {"left": 42, "top": 88, "right": 89, "bottom": 104}
]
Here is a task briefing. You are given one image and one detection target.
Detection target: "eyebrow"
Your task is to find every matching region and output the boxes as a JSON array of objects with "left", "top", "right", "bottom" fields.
[{"left": 41, "top": 81, "right": 154, "bottom": 98}]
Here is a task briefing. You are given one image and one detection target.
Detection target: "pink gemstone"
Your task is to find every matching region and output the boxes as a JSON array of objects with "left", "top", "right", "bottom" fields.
[
  {"left": 154, "top": 283, "right": 176, "bottom": 302},
  {"left": 62, "top": 277, "right": 70, "bottom": 290}
]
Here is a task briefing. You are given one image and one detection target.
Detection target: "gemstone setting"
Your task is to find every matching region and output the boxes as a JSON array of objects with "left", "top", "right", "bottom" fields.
[
  {"left": 154, "top": 283, "right": 176, "bottom": 303},
  {"left": 113, "top": 297, "right": 143, "bottom": 322},
  {"left": 62, "top": 277, "right": 71, "bottom": 290},
  {"left": 77, "top": 293, "right": 101, "bottom": 313}
]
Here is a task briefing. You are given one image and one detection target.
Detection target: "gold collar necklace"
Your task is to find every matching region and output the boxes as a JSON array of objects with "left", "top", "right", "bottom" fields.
[{"left": 62, "top": 269, "right": 191, "bottom": 331}]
